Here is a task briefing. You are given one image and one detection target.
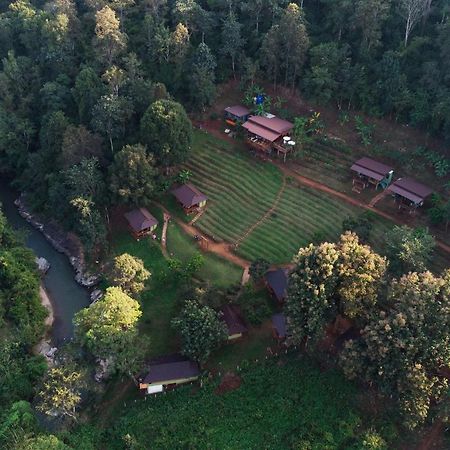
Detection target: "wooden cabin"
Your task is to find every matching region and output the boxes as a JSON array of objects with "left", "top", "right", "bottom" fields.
[
  {"left": 387, "top": 177, "right": 433, "bottom": 213},
  {"left": 242, "top": 115, "right": 294, "bottom": 161},
  {"left": 138, "top": 354, "right": 200, "bottom": 395},
  {"left": 350, "top": 157, "right": 394, "bottom": 192},
  {"left": 124, "top": 208, "right": 158, "bottom": 239},
  {"left": 265, "top": 268, "right": 289, "bottom": 304},
  {"left": 172, "top": 183, "right": 208, "bottom": 215},
  {"left": 224, "top": 105, "right": 251, "bottom": 126},
  {"left": 220, "top": 304, "right": 248, "bottom": 341},
  {"left": 271, "top": 313, "right": 287, "bottom": 342}
]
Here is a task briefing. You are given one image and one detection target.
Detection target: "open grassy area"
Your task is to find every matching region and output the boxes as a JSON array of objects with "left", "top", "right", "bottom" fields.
[
  {"left": 68, "top": 355, "right": 396, "bottom": 449},
  {"left": 166, "top": 221, "right": 242, "bottom": 287},
  {"left": 186, "top": 131, "right": 395, "bottom": 264}
]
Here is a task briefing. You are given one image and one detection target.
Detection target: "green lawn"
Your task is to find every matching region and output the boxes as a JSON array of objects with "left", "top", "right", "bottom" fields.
[
  {"left": 68, "top": 355, "right": 396, "bottom": 449},
  {"left": 166, "top": 221, "right": 242, "bottom": 287},
  {"left": 110, "top": 212, "right": 242, "bottom": 357},
  {"left": 185, "top": 131, "right": 395, "bottom": 264}
]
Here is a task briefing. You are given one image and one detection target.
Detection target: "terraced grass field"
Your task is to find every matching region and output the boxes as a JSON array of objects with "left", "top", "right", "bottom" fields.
[{"left": 186, "top": 132, "right": 393, "bottom": 264}]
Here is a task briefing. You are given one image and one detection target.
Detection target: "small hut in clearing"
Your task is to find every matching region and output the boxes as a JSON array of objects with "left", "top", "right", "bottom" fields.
[
  {"left": 138, "top": 354, "right": 200, "bottom": 395},
  {"left": 350, "top": 157, "right": 394, "bottom": 192},
  {"left": 220, "top": 304, "right": 248, "bottom": 341},
  {"left": 124, "top": 208, "right": 158, "bottom": 239},
  {"left": 224, "top": 105, "right": 251, "bottom": 126},
  {"left": 387, "top": 177, "right": 433, "bottom": 212},
  {"left": 172, "top": 183, "right": 208, "bottom": 215},
  {"left": 265, "top": 268, "right": 289, "bottom": 303},
  {"left": 271, "top": 313, "right": 287, "bottom": 342}
]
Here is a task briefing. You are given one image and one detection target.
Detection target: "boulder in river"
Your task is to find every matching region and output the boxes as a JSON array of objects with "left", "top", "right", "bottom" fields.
[{"left": 35, "top": 257, "right": 50, "bottom": 274}]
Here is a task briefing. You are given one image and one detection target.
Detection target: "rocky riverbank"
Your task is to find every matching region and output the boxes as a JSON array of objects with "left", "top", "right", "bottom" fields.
[{"left": 15, "top": 196, "right": 99, "bottom": 287}]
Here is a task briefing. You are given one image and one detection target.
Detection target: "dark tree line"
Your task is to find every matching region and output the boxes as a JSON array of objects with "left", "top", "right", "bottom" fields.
[{"left": 0, "top": 0, "right": 449, "bottom": 251}]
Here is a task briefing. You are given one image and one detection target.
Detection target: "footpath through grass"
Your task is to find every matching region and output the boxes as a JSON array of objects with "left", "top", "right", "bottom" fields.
[{"left": 68, "top": 354, "right": 396, "bottom": 449}]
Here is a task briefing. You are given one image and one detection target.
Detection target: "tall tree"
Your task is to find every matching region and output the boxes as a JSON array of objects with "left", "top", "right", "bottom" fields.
[
  {"left": 140, "top": 99, "right": 192, "bottom": 169},
  {"left": 109, "top": 143, "right": 157, "bottom": 206},
  {"left": 35, "top": 365, "right": 84, "bottom": 421},
  {"left": 109, "top": 253, "right": 150, "bottom": 296},
  {"left": 172, "top": 300, "right": 227, "bottom": 363},
  {"left": 74, "top": 286, "right": 142, "bottom": 371},
  {"left": 221, "top": 12, "right": 244, "bottom": 78},
  {"left": 341, "top": 270, "right": 450, "bottom": 428},
  {"left": 400, "top": 0, "right": 434, "bottom": 46},
  {"left": 188, "top": 42, "right": 216, "bottom": 110},
  {"left": 385, "top": 225, "right": 435, "bottom": 275},
  {"left": 261, "top": 3, "right": 309, "bottom": 88},
  {"left": 93, "top": 6, "right": 127, "bottom": 67}
]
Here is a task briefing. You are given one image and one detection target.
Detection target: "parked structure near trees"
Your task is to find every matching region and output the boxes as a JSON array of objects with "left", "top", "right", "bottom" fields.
[{"left": 124, "top": 208, "right": 158, "bottom": 239}]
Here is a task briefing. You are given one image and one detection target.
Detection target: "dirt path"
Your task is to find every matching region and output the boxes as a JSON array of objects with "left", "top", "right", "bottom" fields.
[
  {"left": 415, "top": 419, "right": 444, "bottom": 450},
  {"left": 369, "top": 190, "right": 389, "bottom": 207},
  {"left": 235, "top": 175, "right": 287, "bottom": 247},
  {"left": 156, "top": 203, "right": 250, "bottom": 269},
  {"left": 161, "top": 212, "right": 170, "bottom": 258},
  {"left": 275, "top": 163, "right": 450, "bottom": 255}
]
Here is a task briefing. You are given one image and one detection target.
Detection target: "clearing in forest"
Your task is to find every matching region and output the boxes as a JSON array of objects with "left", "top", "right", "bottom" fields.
[{"left": 186, "top": 131, "right": 393, "bottom": 264}]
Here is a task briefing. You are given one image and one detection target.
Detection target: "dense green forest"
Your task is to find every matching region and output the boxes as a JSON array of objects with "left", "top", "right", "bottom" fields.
[{"left": 0, "top": 0, "right": 449, "bottom": 251}]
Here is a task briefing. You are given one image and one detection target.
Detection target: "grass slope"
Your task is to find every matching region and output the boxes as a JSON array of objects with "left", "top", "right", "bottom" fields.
[{"left": 186, "top": 131, "right": 394, "bottom": 264}]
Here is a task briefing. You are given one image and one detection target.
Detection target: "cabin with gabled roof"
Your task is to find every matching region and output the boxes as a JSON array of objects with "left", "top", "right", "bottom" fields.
[
  {"left": 138, "top": 354, "right": 200, "bottom": 395},
  {"left": 172, "top": 183, "right": 208, "bottom": 215},
  {"left": 387, "top": 177, "right": 433, "bottom": 213},
  {"left": 224, "top": 105, "right": 251, "bottom": 126},
  {"left": 265, "top": 268, "right": 289, "bottom": 303},
  {"left": 220, "top": 304, "right": 248, "bottom": 341},
  {"left": 124, "top": 208, "right": 158, "bottom": 239},
  {"left": 350, "top": 157, "right": 394, "bottom": 192}
]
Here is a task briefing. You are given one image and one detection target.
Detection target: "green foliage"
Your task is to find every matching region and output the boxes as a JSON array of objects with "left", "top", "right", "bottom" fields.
[
  {"left": 237, "top": 284, "right": 271, "bottom": 325},
  {"left": 286, "top": 233, "right": 386, "bottom": 345},
  {"left": 108, "top": 144, "right": 157, "bottom": 206},
  {"left": 354, "top": 115, "right": 375, "bottom": 146},
  {"left": 35, "top": 364, "right": 84, "bottom": 421},
  {"left": 74, "top": 286, "right": 142, "bottom": 372},
  {"left": 340, "top": 271, "right": 450, "bottom": 429},
  {"left": 69, "top": 356, "right": 392, "bottom": 449},
  {"left": 110, "top": 253, "right": 150, "bottom": 296},
  {"left": 140, "top": 99, "right": 192, "bottom": 168},
  {"left": 342, "top": 212, "right": 374, "bottom": 243},
  {"left": 385, "top": 225, "right": 435, "bottom": 275},
  {"left": 172, "top": 299, "right": 227, "bottom": 363},
  {"left": 248, "top": 258, "right": 270, "bottom": 282}
]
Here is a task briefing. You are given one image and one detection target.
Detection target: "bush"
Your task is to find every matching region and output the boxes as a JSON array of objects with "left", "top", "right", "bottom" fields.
[{"left": 237, "top": 285, "right": 271, "bottom": 325}]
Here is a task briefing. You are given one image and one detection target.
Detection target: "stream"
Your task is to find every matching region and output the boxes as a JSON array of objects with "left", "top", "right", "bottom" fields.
[{"left": 0, "top": 183, "right": 91, "bottom": 345}]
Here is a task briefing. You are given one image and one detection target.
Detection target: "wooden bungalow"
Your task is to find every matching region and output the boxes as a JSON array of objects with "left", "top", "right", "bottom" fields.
[
  {"left": 387, "top": 177, "right": 433, "bottom": 212},
  {"left": 242, "top": 115, "right": 294, "bottom": 161},
  {"left": 265, "top": 268, "right": 289, "bottom": 304},
  {"left": 224, "top": 105, "right": 251, "bottom": 126},
  {"left": 350, "top": 157, "right": 394, "bottom": 192},
  {"left": 124, "top": 208, "right": 158, "bottom": 239},
  {"left": 172, "top": 183, "right": 208, "bottom": 215},
  {"left": 220, "top": 304, "right": 248, "bottom": 341},
  {"left": 271, "top": 313, "right": 287, "bottom": 342},
  {"left": 138, "top": 354, "right": 200, "bottom": 395}
]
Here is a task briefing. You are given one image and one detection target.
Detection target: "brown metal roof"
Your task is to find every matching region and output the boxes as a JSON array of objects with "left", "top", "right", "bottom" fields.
[
  {"left": 224, "top": 105, "right": 250, "bottom": 118},
  {"left": 172, "top": 183, "right": 207, "bottom": 208},
  {"left": 124, "top": 208, "right": 158, "bottom": 232},
  {"left": 272, "top": 313, "right": 287, "bottom": 338},
  {"left": 141, "top": 356, "right": 200, "bottom": 385},
  {"left": 248, "top": 115, "right": 293, "bottom": 134},
  {"left": 350, "top": 157, "right": 393, "bottom": 181},
  {"left": 242, "top": 121, "right": 281, "bottom": 142},
  {"left": 388, "top": 178, "right": 433, "bottom": 204},
  {"left": 220, "top": 304, "right": 247, "bottom": 336},
  {"left": 265, "top": 269, "right": 289, "bottom": 302}
]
